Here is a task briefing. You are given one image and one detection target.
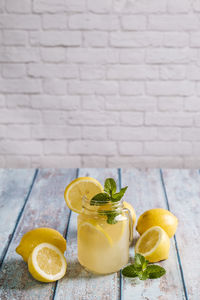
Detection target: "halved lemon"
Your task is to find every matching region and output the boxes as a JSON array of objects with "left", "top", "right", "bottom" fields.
[
  {"left": 16, "top": 228, "right": 66, "bottom": 262},
  {"left": 64, "top": 177, "right": 103, "bottom": 213},
  {"left": 28, "top": 243, "right": 67, "bottom": 282},
  {"left": 135, "top": 226, "right": 170, "bottom": 262}
]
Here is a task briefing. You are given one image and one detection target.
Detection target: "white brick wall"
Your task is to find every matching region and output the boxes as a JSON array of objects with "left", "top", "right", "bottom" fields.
[{"left": 0, "top": 0, "right": 200, "bottom": 168}]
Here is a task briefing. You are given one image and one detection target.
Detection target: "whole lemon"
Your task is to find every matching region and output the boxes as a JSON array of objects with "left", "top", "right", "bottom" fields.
[
  {"left": 136, "top": 208, "right": 178, "bottom": 238},
  {"left": 123, "top": 201, "right": 136, "bottom": 226}
]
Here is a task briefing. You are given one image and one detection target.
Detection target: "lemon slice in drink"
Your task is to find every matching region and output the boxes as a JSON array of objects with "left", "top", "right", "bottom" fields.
[
  {"left": 28, "top": 243, "right": 67, "bottom": 282},
  {"left": 64, "top": 177, "right": 103, "bottom": 213},
  {"left": 135, "top": 226, "right": 170, "bottom": 262}
]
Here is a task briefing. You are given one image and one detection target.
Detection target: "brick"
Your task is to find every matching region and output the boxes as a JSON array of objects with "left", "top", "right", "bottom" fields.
[
  {"left": 0, "top": 125, "right": 6, "bottom": 138},
  {"left": 31, "top": 126, "right": 81, "bottom": 139},
  {"left": 196, "top": 83, "right": 200, "bottom": 95},
  {"left": 147, "top": 81, "right": 194, "bottom": 96},
  {"left": 28, "top": 63, "right": 78, "bottom": 78},
  {"left": 120, "top": 112, "right": 143, "bottom": 126},
  {"left": 163, "top": 33, "right": 189, "bottom": 47},
  {"left": 43, "top": 141, "right": 67, "bottom": 155},
  {"left": 6, "top": 125, "right": 31, "bottom": 139},
  {"left": 69, "top": 14, "right": 119, "bottom": 30},
  {"left": 119, "top": 142, "right": 143, "bottom": 155},
  {"left": 144, "top": 142, "right": 192, "bottom": 156},
  {"left": 43, "top": 79, "right": 66, "bottom": 95},
  {"left": 39, "top": 31, "right": 81, "bottom": 46},
  {"left": 122, "top": 0, "right": 166, "bottom": 13},
  {"left": 160, "top": 66, "right": 186, "bottom": 80},
  {"left": 111, "top": 32, "right": 163, "bottom": 47},
  {"left": 6, "top": 0, "right": 31, "bottom": 13},
  {"left": 2, "top": 64, "right": 26, "bottom": 78},
  {"left": 119, "top": 49, "right": 145, "bottom": 64},
  {"left": 82, "top": 126, "right": 107, "bottom": 140},
  {"left": 80, "top": 66, "right": 105, "bottom": 80},
  {"left": 194, "top": 115, "right": 200, "bottom": 127},
  {"left": 83, "top": 31, "right": 108, "bottom": 47},
  {"left": 95, "top": 81, "right": 118, "bottom": 95},
  {"left": 108, "top": 156, "right": 183, "bottom": 168},
  {"left": 87, "top": 0, "right": 112, "bottom": 13},
  {"left": 0, "top": 15, "right": 41, "bottom": 30},
  {"left": 183, "top": 157, "right": 200, "bottom": 168},
  {"left": 193, "top": 143, "right": 200, "bottom": 155},
  {"left": 69, "top": 140, "right": 117, "bottom": 155},
  {"left": 65, "top": 0, "right": 85, "bottom": 12},
  {"left": 167, "top": 0, "right": 190, "bottom": 13},
  {"left": 67, "top": 48, "right": 118, "bottom": 64},
  {"left": 68, "top": 80, "right": 95, "bottom": 95},
  {"left": 145, "top": 112, "right": 193, "bottom": 127},
  {"left": 82, "top": 96, "right": 104, "bottom": 110},
  {"left": 3, "top": 30, "right": 28, "bottom": 46},
  {"left": 157, "top": 97, "right": 183, "bottom": 111},
  {"left": 149, "top": 15, "right": 200, "bottom": 31},
  {"left": 42, "top": 111, "right": 66, "bottom": 124},
  {"left": 5, "top": 156, "right": 31, "bottom": 168},
  {"left": 31, "top": 95, "right": 80, "bottom": 110},
  {"left": 108, "top": 127, "right": 157, "bottom": 140},
  {"left": 184, "top": 97, "right": 200, "bottom": 111},
  {"left": 0, "top": 79, "right": 42, "bottom": 94},
  {"left": 0, "top": 0, "right": 5, "bottom": 13},
  {"left": 146, "top": 49, "right": 189, "bottom": 64},
  {"left": 68, "top": 111, "right": 119, "bottom": 125},
  {"left": 193, "top": 0, "right": 200, "bottom": 12},
  {"left": 187, "top": 65, "right": 200, "bottom": 80},
  {"left": 107, "top": 65, "right": 158, "bottom": 80},
  {"left": 31, "top": 156, "right": 81, "bottom": 168},
  {"left": 121, "top": 15, "right": 146, "bottom": 30},
  {"left": 6, "top": 95, "right": 30, "bottom": 108},
  {"left": 41, "top": 48, "right": 65, "bottom": 63},
  {"left": 34, "top": 0, "right": 66, "bottom": 13},
  {"left": 182, "top": 128, "right": 200, "bottom": 141},
  {"left": 0, "top": 157, "right": 5, "bottom": 168},
  {"left": 82, "top": 156, "right": 106, "bottom": 167},
  {"left": 0, "top": 47, "right": 39, "bottom": 62},
  {"left": 0, "top": 141, "right": 43, "bottom": 155},
  {"left": 190, "top": 33, "right": 200, "bottom": 47},
  {"left": 158, "top": 127, "right": 181, "bottom": 141},
  {"left": 43, "top": 14, "right": 67, "bottom": 29},
  {"left": 119, "top": 82, "right": 144, "bottom": 95},
  {"left": 0, "top": 95, "right": 5, "bottom": 107},
  {"left": 0, "top": 109, "right": 41, "bottom": 124},
  {"left": 105, "top": 97, "right": 156, "bottom": 111}
]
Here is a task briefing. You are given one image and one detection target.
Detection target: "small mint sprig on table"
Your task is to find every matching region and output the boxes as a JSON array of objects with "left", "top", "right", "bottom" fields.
[
  {"left": 90, "top": 178, "right": 128, "bottom": 224},
  {"left": 122, "top": 254, "right": 166, "bottom": 280}
]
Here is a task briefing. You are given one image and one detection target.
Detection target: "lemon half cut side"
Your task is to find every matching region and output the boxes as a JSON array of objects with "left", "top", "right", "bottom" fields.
[
  {"left": 135, "top": 226, "right": 170, "bottom": 263},
  {"left": 64, "top": 177, "right": 103, "bottom": 214},
  {"left": 28, "top": 243, "right": 67, "bottom": 282}
]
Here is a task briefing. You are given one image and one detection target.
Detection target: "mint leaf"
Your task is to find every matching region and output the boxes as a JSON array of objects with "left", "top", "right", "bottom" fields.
[
  {"left": 134, "top": 253, "right": 148, "bottom": 271},
  {"left": 106, "top": 212, "right": 118, "bottom": 224},
  {"left": 90, "top": 193, "right": 110, "bottom": 206},
  {"left": 104, "top": 178, "right": 116, "bottom": 196},
  {"left": 122, "top": 265, "right": 138, "bottom": 278},
  {"left": 112, "top": 186, "right": 128, "bottom": 202},
  {"left": 138, "top": 270, "right": 149, "bottom": 280},
  {"left": 146, "top": 265, "right": 166, "bottom": 279}
]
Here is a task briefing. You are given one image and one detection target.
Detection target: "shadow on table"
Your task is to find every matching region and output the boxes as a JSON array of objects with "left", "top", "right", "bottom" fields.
[{"left": 0, "top": 259, "right": 44, "bottom": 291}]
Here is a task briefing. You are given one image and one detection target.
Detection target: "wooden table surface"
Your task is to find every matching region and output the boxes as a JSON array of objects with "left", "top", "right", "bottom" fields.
[{"left": 0, "top": 168, "right": 199, "bottom": 300}]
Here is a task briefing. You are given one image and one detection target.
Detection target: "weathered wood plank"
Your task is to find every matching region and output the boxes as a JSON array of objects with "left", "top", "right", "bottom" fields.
[
  {"left": 0, "top": 168, "right": 77, "bottom": 300},
  {"left": 55, "top": 168, "right": 120, "bottom": 300},
  {"left": 162, "top": 169, "right": 200, "bottom": 300},
  {"left": 121, "top": 169, "right": 185, "bottom": 300},
  {"left": 0, "top": 169, "right": 36, "bottom": 264}
]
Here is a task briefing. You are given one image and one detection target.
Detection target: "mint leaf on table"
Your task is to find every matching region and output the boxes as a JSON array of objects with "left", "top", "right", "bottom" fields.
[
  {"left": 146, "top": 265, "right": 166, "bottom": 279},
  {"left": 90, "top": 193, "right": 110, "bottom": 205},
  {"left": 122, "top": 254, "right": 166, "bottom": 281},
  {"left": 122, "top": 265, "right": 138, "bottom": 278},
  {"left": 104, "top": 178, "right": 117, "bottom": 196}
]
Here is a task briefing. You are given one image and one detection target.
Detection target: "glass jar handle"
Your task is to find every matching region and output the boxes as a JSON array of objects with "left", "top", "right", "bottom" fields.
[{"left": 123, "top": 208, "right": 133, "bottom": 245}]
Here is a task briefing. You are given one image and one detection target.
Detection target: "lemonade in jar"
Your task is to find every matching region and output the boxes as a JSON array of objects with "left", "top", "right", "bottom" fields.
[{"left": 64, "top": 177, "right": 133, "bottom": 275}]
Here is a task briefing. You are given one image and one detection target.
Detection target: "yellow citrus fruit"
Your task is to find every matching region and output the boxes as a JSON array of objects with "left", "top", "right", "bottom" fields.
[
  {"left": 16, "top": 228, "right": 66, "bottom": 262},
  {"left": 123, "top": 201, "right": 136, "bottom": 226},
  {"left": 135, "top": 226, "right": 170, "bottom": 262},
  {"left": 64, "top": 177, "right": 103, "bottom": 214},
  {"left": 28, "top": 243, "right": 67, "bottom": 282},
  {"left": 136, "top": 208, "right": 178, "bottom": 238}
]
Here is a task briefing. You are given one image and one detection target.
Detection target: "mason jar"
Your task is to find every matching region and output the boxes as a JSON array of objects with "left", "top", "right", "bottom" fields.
[{"left": 77, "top": 196, "right": 133, "bottom": 274}]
